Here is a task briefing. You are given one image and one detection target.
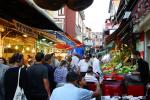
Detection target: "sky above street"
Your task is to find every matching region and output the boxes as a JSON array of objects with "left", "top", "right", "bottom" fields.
[{"left": 84, "top": 0, "right": 110, "bottom": 32}]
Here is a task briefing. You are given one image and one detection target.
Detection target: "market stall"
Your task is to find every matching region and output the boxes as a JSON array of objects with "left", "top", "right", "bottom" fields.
[{"left": 0, "top": 19, "right": 38, "bottom": 60}]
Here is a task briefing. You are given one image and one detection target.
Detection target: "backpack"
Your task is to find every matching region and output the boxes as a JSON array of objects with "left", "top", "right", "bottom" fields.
[{"left": 13, "top": 68, "right": 27, "bottom": 100}]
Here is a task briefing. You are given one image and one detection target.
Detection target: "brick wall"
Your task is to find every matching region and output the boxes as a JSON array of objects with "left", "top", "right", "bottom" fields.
[{"left": 64, "top": 6, "right": 76, "bottom": 37}]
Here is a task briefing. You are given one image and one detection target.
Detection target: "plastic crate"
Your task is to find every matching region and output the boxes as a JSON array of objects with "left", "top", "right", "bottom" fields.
[
  {"left": 127, "top": 85, "right": 144, "bottom": 96},
  {"left": 102, "top": 81, "right": 123, "bottom": 96}
]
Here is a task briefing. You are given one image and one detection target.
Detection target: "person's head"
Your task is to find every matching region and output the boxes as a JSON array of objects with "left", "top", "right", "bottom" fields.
[
  {"left": 78, "top": 75, "right": 87, "bottom": 87},
  {"left": 35, "top": 52, "right": 45, "bottom": 62},
  {"left": 92, "top": 54, "right": 96, "bottom": 58},
  {"left": 66, "top": 71, "right": 79, "bottom": 85},
  {"left": 9, "top": 53, "right": 24, "bottom": 67},
  {"left": 85, "top": 56, "right": 90, "bottom": 62},
  {"left": 97, "top": 55, "right": 102, "bottom": 60},
  {"left": 87, "top": 66, "right": 93, "bottom": 74},
  {"left": 60, "top": 60, "right": 67, "bottom": 67},
  {"left": 133, "top": 51, "right": 141, "bottom": 59},
  {"left": 44, "top": 54, "right": 52, "bottom": 64},
  {"left": 66, "top": 56, "right": 72, "bottom": 62},
  {"left": 0, "top": 57, "right": 7, "bottom": 64},
  {"left": 51, "top": 53, "right": 55, "bottom": 57}
]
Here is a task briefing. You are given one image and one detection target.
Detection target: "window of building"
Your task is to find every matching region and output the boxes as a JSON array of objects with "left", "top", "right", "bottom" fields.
[{"left": 58, "top": 8, "right": 64, "bottom": 15}]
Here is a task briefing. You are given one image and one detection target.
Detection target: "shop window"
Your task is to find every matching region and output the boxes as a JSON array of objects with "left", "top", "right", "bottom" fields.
[{"left": 58, "top": 8, "right": 64, "bottom": 15}]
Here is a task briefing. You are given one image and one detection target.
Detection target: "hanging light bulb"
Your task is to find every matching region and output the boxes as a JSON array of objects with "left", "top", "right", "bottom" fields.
[
  {"left": 26, "top": 47, "right": 30, "bottom": 51},
  {"left": 32, "top": 48, "right": 36, "bottom": 53},
  {"left": 22, "top": 49, "right": 25, "bottom": 53},
  {"left": 7, "top": 44, "right": 11, "bottom": 48},
  {"left": 37, "top": 45, "right": 40, "bottom": 48},
  {"left": 15, "top": 45, "right": 18, "bottom": 50}
]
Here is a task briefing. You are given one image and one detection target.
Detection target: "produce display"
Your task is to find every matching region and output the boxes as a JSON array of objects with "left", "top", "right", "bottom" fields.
[{"left": 102, "top": 46, "right": 137, "bottom": 74}]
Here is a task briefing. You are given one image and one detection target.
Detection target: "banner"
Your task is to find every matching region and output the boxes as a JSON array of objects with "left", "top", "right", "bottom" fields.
[{"left": 56, "top": 32, "right": 75, "bottom": 47}]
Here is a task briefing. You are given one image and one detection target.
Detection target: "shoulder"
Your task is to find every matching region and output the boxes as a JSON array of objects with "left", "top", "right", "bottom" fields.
[
  {"left": 79, "top": 88, "right": 93, "bottom": 99},
  {"left": 0, "top": 64, "right": 9, "bottom": 71},
  {"left": 53, "top": 86, "right": 63, "bottom": 93},
  {"left": 4, "top": 67, "right": 19, "bottom": 77},
  {"left": 79, "top": 59, "right": 84, "bottom": 63},
  {"left": 6, "top": 67, "right": 18, "bottom": 72},
  {"left": 79, "top": 88, "right": 93, "bottom": 94},
  {"left": 140, "top": 59, "right": 149, "bottom": 66},
  {"left": 37, "top": 64, "right": 48, "bottom": 70}
]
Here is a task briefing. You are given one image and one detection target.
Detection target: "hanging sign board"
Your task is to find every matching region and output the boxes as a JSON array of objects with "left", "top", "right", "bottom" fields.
[{"left": 13, "top": 20, "right": 38, "bottom": 38}]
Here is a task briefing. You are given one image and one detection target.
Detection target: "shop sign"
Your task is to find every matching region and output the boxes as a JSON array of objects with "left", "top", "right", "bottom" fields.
[
  {"left": 56, "top": 32, "right": 75, "bottom": 47},
  {"left": 0, "top": 18, "right": 14, "bottom": 28},
  {"left": 13, "top": 20, "right": 38, "bottom": 38},
  {"left": 132, "top": 0, "right": 150, "bottom": 24},
  {"left": 0, "top": 18, "right": 15, "bottom": 33}
]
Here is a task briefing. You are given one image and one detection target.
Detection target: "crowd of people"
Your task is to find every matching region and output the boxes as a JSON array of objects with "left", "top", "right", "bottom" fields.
[
  {"left": 0, "top": 52, "right": 102, "bottom": 100},
  {"left": 0, "top": 51, "right": 149, "bottom": 100}
]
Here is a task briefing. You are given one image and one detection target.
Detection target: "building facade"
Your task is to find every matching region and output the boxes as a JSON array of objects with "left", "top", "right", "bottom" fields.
[{"left": 47, "top": 6, "right": 85, "bottom": 43}]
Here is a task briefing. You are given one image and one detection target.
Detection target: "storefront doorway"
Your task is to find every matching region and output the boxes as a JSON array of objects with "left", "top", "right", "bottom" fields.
[{"left": 146, "top": 32, "right": 150, "bottom": 65}]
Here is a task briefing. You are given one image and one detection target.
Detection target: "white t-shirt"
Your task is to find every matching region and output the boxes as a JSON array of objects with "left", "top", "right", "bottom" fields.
[
  {"left": 78, "top": 59, "right": 91, "bottom": 72},
  {"left": 92, "top": 58, "right": 101, "bottom": 74},
  {"left": 71, "top": 56, "right": 79, "bottom": 67}
]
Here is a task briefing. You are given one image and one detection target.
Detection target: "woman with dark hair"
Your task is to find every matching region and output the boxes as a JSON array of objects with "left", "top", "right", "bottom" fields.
[
  {"left": 54, "top": 60, "right": 68, "bottom": 87},
  {"left": 4, "top": 53, "right": 29, "bottom": 100}
]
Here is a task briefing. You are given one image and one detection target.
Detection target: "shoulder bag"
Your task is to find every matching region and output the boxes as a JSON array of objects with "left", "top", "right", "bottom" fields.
[{"left": 13, "top": 68, "right": 27, "bottom": 100}]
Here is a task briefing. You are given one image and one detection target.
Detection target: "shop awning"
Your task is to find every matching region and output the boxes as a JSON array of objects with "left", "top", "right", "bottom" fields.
[
  {"left": 45, "top": 30, "right": 83, "bottom": 48},
  {"left": 54, "top": 43, "right": 73, "bottom": 50},
  {"left": 114, "top": 0, "right": 139, "bottom": 24},
  {"left": 55, "top": 32, "right": 76, "bottom": 47},
  {"left": 64, "top": 33, "right": 83, "bottom": 47},
  {"left": 105, "top": 19, "right": 131, "bottom": 45},
  {"left": 0, "top": 0, "right": 63, "bottom": 32}
]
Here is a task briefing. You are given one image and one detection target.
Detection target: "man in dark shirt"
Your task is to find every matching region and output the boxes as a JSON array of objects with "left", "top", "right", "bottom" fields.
[
  {"left": 44, "top": 54, "right": 55, "bottom": 93},
  {"left": 27, "top": 52, "right": 50, "bottom": 100},
  {"left": 133, "top": 51, "right": 149, "bottom": 84}
]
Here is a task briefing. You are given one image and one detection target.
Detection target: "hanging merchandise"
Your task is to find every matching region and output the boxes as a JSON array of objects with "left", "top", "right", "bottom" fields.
[
  {"left": 33, "top": 0, "right": 66, "bottom": 10},
  {"left": 66, "top": 0, "right": 94, "bottom": 11}
]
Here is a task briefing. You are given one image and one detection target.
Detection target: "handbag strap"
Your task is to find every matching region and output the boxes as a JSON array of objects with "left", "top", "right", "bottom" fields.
[{"left": 17, "top": 68, "right": 21, "bottom": 86}]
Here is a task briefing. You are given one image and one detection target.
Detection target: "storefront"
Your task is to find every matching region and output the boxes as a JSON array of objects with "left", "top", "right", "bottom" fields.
[
  {"left": 131, "top": 0, "right": 150, "bottom": 64},
  {"left": 0, "top": 18, "right": 38, "bottom": 60}
]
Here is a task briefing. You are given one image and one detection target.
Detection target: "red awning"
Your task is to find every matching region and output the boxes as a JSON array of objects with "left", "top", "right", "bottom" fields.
[
  {"left": 64, "top": 33, "right": 83, "bottom": 47},
  {"left": 55, "top": 43, "right": 73, "bottom": 50}
]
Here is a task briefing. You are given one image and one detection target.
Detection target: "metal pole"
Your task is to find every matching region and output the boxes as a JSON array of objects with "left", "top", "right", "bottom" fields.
[{"left": 0, "top": 33, "right": 3, "bottom": 57}]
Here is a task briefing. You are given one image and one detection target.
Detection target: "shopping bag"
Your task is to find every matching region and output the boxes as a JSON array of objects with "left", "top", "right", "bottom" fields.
[{"left": 13, "top": 68, "right": 27, "bottom": 100}]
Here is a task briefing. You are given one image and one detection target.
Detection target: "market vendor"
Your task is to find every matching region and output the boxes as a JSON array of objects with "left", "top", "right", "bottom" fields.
[{"left": 125, "top": 51, "right": 149, "bottom": 85}]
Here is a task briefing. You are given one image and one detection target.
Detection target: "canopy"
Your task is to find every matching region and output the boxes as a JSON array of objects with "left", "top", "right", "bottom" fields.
[
  {"left": 0, "top": 0, "right": 63, "bottom": 31},
  {"left": 54, "top": 43, "right": 73, "bottom": 50}
]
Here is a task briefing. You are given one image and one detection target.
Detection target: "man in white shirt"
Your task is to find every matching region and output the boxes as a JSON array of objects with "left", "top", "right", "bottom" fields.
[
  {"left": 92, "top": 55, "right": 101, "bottom": 75},
  {"left": 78, "top": 56, "right": 91, "bottom": 77},
  {"left": 71, "top": 54, "right": 80, "bottom": 72},
  {"left": 50, "top": 72, "right": 100, "bottom": 100}
]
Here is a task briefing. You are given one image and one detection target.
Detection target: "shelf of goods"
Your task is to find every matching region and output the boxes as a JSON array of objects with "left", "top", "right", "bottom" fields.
[{"left": 101, "top": 46, "right": 135, "bottom": 75}]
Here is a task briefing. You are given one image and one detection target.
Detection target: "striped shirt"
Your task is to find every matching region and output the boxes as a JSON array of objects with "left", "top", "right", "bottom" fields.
[
  {"left": 54, "top": 66, "right": 68, "bottom": 84},
  {"left": 84, "top": 74, "right": 98, "bottom": 83}
]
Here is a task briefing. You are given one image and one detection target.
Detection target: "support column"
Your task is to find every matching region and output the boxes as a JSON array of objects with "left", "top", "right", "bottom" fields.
[
  {"left": 0, "top": 33, "right": 3, "bottom": 57},
  {"left": 0, "top": 25, "right": 5, "bottom": 57}
]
